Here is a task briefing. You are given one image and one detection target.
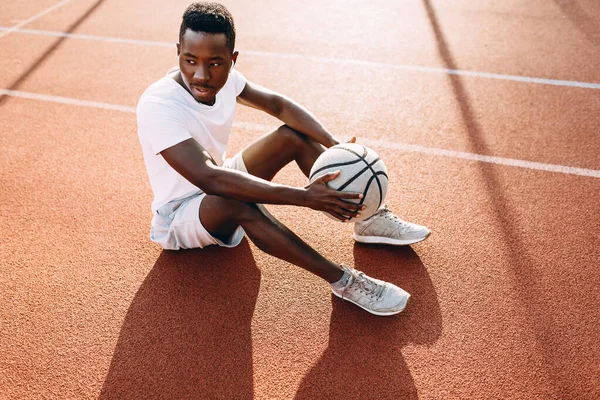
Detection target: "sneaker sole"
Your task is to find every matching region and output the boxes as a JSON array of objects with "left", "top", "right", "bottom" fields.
[
  {"left": 353, "top": 231, "right": 431, "bottom": 246},
  {"left": 331, "top": 290, "right": 410, "bottom": 316}
]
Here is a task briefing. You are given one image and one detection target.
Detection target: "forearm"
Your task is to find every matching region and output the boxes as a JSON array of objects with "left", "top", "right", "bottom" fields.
[
  {"left": 238, "top": 81, "right": 341, "bottom": 147},
  {"left": 276, "top": 97, "right": 339, "bottom": 148},
  {"left": 199, "top": 165, "right": 306, "bottom": 206}
]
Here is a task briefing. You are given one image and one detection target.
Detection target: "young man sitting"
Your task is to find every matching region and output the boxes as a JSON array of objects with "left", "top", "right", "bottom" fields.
[{"left": 136, "top": 2, "right": 430, "bottom": 316}]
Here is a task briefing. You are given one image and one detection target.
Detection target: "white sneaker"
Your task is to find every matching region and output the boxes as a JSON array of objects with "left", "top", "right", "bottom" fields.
[
  {"left": 354, "top": 205, "right": 431, "bottom": 245},
  {"left": 331, "top": 264, "right": 410, "bottom": 316}
]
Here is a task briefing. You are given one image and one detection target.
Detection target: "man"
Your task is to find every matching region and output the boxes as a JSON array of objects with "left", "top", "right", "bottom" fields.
[{"left": 137, "top": 2, "right": 430, "bottom": 316}]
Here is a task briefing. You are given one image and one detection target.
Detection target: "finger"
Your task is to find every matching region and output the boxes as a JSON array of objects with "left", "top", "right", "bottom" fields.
[
  {"left": 335, "top": 205, "right": 361, "bottom": 218},
  {"left": 337, "top": 191, "right": 364, "bottom": 200},
  {"left": 337, "top": 202, "right": 364, "bottom": 213},
  {"left": 347, "top": 136, "right": 357, "bottom": 143},
  {"left": 335, "top": 197, "right": 363, "bottom": 210},
  {"left": 318, "top": 170, "right": 340, "bottom": 183},
  {"left": 328, "top": 211, "right": 348, "bottom": 222}
]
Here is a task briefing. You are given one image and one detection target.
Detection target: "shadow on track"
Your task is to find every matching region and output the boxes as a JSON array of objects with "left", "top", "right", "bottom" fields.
[
  {"left": 422, "top": 0, "right": 582, "bottom": 397},
  {"left": 295, "top": 245, "right": 441, "bottom": 399},
  {"left": 0, "top": 0, "right": 105, "bottom": 107},
  {"left": 99, "top": 239, "right": 260, "bottom": 399},
  {"left": 554, "top": 0, "right": 600, "bottom": 48}
]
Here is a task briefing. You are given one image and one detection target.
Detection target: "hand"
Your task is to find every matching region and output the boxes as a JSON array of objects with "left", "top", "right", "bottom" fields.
[
  {"left": 329, "top": 136, "right": 356, "bottom": 147},
  {"left": 303, "top": 170, "right": 365, "bottom": 222}
]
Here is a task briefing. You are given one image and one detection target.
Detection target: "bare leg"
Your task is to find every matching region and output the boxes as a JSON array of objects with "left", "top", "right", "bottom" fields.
[
  {"left": 240, "top": 124, "right": 324, "bottom": 179},
  {"left": 200, "top": 196, "right": 344, "bottom": 283},
  {"left": 199, "top": 124, "right": 345, "bottom": 282}
]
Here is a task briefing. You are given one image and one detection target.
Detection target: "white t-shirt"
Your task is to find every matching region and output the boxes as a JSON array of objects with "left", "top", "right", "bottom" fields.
[{"left": 137, "top": 67, "right": 247, "bottom": 212}]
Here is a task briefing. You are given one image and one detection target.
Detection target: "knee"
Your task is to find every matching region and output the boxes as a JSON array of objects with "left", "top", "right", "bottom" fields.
[
  {"left": 221, "top": 198, "right": 262, "bottom": 225},
  {"left": 275, "top": 125, "right": 308, "bottom": 149}
]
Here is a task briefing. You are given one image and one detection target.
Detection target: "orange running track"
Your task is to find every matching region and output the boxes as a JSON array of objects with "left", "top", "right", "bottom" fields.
[{"left": 1, "top": 0, "right": 599, "bottom": 399}]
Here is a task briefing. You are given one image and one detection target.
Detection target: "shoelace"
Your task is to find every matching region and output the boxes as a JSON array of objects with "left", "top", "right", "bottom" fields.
[
  {"left": 377, "top": 206, "right": 412, "bottom": 229},
  {"left": 342, "top": 268, "right": 384, "bottom": 301}
]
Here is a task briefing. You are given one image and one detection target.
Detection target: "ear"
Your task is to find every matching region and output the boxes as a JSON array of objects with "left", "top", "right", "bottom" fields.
[
  {"left": 231, "top": 51, "right": 239, "bottom": 66},
  {"left": 176, "top": 42, "right": 181, "bottom": 56}
]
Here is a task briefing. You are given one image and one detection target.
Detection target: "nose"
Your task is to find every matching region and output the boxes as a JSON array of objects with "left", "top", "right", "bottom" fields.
[{"left": 193, "top": 65, "right": 210, "bottom": 81}]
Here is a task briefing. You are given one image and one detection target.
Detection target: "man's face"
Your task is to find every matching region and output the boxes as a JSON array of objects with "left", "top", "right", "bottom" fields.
[{"left": 177, "top": 29, "right": 238, "bottom": 105}]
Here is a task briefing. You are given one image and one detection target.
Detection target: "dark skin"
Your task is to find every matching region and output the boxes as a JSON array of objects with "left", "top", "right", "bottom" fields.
[{"left": 162, "top": 29, "right": 364, "bottom": 282}]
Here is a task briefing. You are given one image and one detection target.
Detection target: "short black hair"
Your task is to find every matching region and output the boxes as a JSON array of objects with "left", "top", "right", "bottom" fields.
[{"left": 179, "top": 2, "right": 236, "bottom": 53}]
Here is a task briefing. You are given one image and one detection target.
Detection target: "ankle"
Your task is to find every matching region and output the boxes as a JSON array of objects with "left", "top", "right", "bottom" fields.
[{"left": 330, "top": 269, "right": 350, "bottom": 288}]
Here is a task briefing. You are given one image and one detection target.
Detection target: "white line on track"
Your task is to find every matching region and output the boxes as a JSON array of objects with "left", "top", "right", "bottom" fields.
[
  {"left": 0, "top": 89, "right": 136, "bottom": 113},
  {"left": 0, "top": 0, "right": 73, "bottom": 39},
  {"left": 1, "top": 26, "right": 600, "bottom": 90},
  {"left": 360, "top": 138, "right": 600, "bottom": 178},
  {"left": 2, "top": 88, "right": 599, "bottom": 178}
]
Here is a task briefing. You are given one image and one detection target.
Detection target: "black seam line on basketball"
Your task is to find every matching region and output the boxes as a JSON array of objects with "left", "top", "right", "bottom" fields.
[
  {"left": 345, "top": 178, "right": 369, "bottom": 222},
  {"left": 338, "top": 146, "right": 376, "bottom": 221},
  {"left": 337, "top": 146, "right": 382, "bottom": 181},
  {"left": 336, "top": 157, "right": 381, "bottom": 192},
  {"left": 336, "top": 146, "right": 366, "bottom": 163},
  {"left": 348, "top": 147, "right": 385, "bottom": 206},
  {"left": 345, "top": 148, "right": 368, "bottom": 222},
  {"left": 376, "top": 171, "right": 389, "bottom": 181},
  {"left": 361, "top": 172, "right": 386, "bottom": 211},
  {"left": 335, "top": 147, "right": 387, "bottom": 210},
  {"left": 336, "top": 158, "right": 381, "bottom": 192},
  {"left": 372, "top": 171, "right": 388, "bottom": 209},
  {"left": 337, "top": 146, "right": 371, "bottom": 167},
  {"left": 308, "top": 158, "right": 363, "bottom": 180}
]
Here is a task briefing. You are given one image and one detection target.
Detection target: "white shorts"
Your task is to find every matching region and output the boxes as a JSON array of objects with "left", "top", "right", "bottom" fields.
[{"left": 150, "top": 152, "right": 248, "bottom": 250}]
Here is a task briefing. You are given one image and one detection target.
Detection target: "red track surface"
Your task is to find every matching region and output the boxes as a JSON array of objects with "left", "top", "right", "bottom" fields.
[{"left": 1, "top": 1, "right": 599, "bottom": 399}]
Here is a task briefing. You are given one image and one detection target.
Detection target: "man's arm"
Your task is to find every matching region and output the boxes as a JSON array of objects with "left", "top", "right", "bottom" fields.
[
  {"left": 160, "top": 138, "right": 363, "bottom": 221},
  {"left": 237, "top": 81, "right": 345, "bottom": 148}
]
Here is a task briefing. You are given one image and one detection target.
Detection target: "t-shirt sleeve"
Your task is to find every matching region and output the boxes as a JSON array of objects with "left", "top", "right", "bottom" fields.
[
  {"left": 137, "top": 99, "right": 192, "bottom": 155},
  {"left": 230, "top": 68, "right": 247, "bottom": 96}
]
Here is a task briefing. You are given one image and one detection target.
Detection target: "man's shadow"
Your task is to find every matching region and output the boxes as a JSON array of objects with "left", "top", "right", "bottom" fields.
[
  {"left": 99, "top": 239, "right": 260, "bottom": 399},
  {"left": 295, "top": 244, "right": 442, "bottom": 399}
]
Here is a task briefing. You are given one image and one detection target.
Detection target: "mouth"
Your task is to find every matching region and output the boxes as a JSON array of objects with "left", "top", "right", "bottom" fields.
[{"left": 191, "top": 85, "right": 213, "bottom": 96}]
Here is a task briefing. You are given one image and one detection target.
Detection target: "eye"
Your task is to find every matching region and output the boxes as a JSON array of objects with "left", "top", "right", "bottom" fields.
[
  {"left": 209, "top": 62, "right": 222, "bottom": 67},
  {"left": 186, "top": 60, "right": 196, "bottom": 65}
]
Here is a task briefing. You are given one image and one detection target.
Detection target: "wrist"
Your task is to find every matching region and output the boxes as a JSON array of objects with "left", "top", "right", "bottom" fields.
[
  {"left": 294, "top": 187, "right": 309, "bottom": 207},
  {"left": 277, "top": 185, "right": 308, "bottom": 207}
]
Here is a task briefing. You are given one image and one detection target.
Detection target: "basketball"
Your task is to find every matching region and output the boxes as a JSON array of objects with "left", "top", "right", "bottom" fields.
[{"left": 308, "top": 143, "right": 388, "bottom": 222}]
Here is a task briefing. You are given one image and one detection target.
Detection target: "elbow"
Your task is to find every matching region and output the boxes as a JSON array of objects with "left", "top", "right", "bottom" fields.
[
  {"left": 199, "top": 182, "right": 219, "bottom": 196},
  {"left": 271, "top": 95, "right": 286, "bottom": 118},
  {"left": 197, "top": 173, "right": 220, "bottom": 196},
  {"left": 195, "top": 165, "right": 226, "bottom": 196}
]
